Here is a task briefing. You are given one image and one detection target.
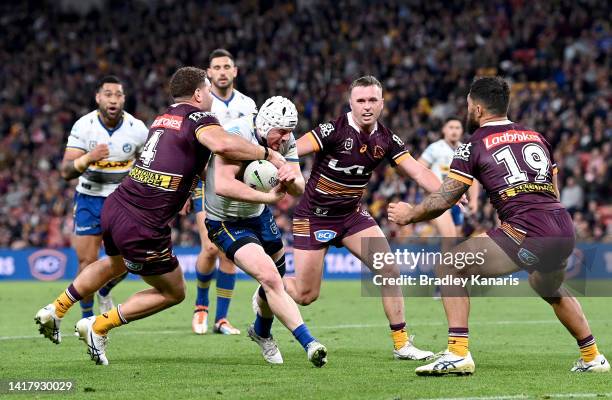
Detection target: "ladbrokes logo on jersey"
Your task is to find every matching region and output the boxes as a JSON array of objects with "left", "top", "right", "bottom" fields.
[
  {"left": 152, "top": 114, "right": 183, "bottom": 131},
  {"left": 483, "top": 130, "right": 542, "bottom": 150}
]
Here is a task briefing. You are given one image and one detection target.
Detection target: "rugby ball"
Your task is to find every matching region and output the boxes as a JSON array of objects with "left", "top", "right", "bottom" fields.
[{"left": 243, "top": 160, "right": 279, "bottom": 192}]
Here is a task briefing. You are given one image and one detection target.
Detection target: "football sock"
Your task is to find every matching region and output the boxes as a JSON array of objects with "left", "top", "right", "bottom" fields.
[
  {"left": 54, "top": 284, "right": 82, "bottom": 318},
  {"left": 215, "top": 270, "right": 235, "bottom": 322},
  {"left": 577, "top": 334, "right": 599, "bottom": 362},
  {"left": 195, "top": 270, "right": 215, "bottom": 308},
  {"left": 292, "top": 324, "right": 316, "bottom": 351},
  {"left": 92, "top": 305, "right": 128, "bottom": 335},
  {"left": 390, "top": 322, "right": 408, "bottom": 350},
  {"left": 80, "top": 300, "right": 94, "bottom": 318},
  {"left": 254, "top": 313, "right": 274, "bottom": 338},
  {"left": 98, "top": 272, "right": 128, "bottom": 297},
  {"left": 448, "top": 327, "right": 469, "bottom": 357}
]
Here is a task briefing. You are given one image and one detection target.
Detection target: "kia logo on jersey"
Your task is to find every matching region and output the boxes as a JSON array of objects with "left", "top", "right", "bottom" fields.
[{"left": 314, "top": 230, "right": 337, "bottom": 242}]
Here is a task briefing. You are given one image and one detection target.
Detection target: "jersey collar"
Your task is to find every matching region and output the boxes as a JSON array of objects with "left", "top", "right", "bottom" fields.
[
  {"left": 97, "top": 111, "right": 124, "bottom": 136},
  {"left": 481, "top": 119, "right": 513, "bottom": 127},
  {"left": 347, "top": 112, "right": 378, "bottom": 135},
  {"left": 211, "top": 90, "right": 235, "bottom": 107}
]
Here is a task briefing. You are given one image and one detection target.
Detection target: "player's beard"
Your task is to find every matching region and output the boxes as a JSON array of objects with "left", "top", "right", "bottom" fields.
[
  {"left": 465, "top": 110, "right": 480, "bottom": 134},
  {"left": 100, "top": 106, "right": 122, "bottom": 125}
]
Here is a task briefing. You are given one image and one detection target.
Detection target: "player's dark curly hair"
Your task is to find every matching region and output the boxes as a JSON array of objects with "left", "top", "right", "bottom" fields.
[
  {"left": 468, "top": 76, "right": 510, "bottom": 116},
  {"left": 96, "top": 75, "right": 123, "bottom": 92},
  {"left": 169, "top": 67, "right": 208, "bottom": 100}
]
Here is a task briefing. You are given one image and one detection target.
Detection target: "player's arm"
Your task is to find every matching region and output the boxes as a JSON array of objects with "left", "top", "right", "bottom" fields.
[
  {"left": 196, "top": 125, "right": 285, "bottom": 168},
  {"left": 396, "top": 155, "right": 441, "bottom": 193},
  {"left": 296, "top": 131, "right": 320, "bottom": 157},
  {"left": 60, "top": 144, "right": 109, "bottom": 181},
  {"left": 277, "top": 162, "right": 305, "bottom": 196},
  {"left": 214, "top": 156, "right": 286, "bottom": 205},
  {"left": 467, "top": 179, "right": 480, "bottom": 214},
  {"left": 388, "top": 176, "right": 470, "bottom": 225}
]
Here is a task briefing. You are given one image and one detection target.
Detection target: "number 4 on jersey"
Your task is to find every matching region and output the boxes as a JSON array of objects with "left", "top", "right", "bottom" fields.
[
  {"left": 493, "top": 143, "right": 550, "bottom": 185},
  {"left": 140, "top": 130, "right": 163, "bottom": 166}
]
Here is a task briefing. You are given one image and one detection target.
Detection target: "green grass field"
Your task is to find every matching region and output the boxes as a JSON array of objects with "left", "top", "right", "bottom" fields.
[{"left": 1, "top": 280, "right": 611, "bottom": 399}]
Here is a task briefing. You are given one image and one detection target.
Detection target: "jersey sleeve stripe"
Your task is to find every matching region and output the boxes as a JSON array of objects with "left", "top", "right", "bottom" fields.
[
  {"left": 306, "top": 131, "right": 322, "bottom": 152},
  {"left": 447, "top": 171, "right": 473, "bottom": 186},
  {"left": 449, "top": 168, "right": 474, "bottom": 179},
  {"left": 392, "top": 151, "right": 412, "bottom": 165},
  {"left": 195, "top": 124, "right": 220, "bottom": 139},
  {"left": 286, "top": 157, "right": 300, "bottom": 163},
  {"left": 66, "top": 146, "right": 87, "bottom": 152}
]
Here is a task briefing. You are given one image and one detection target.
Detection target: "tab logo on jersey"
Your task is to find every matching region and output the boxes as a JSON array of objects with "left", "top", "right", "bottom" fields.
[
  {"left": 152, "top": 114, "right": 183, "bottom": 131},
  {"left": 129, "top": 165, "right": 182, "bottom": 191},
  {"left": 453, "top": 143, "right": 472, "bottom": 161},
  {"left": 483, "top": 130, "right": 542, "bottom": 150},
  {"left": 314, "top": 230, "right": 337, "bottom": 242},
  {"left": 188, "top": 111, "right": 216, "bottom": 122}
]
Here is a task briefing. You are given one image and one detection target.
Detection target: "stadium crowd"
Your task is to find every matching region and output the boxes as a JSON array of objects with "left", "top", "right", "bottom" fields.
[{"left": 0, "top": 0, "right": 610, "bottom": 249}]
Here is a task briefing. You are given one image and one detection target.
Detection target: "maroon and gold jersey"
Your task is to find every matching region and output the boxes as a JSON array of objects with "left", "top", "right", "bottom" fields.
[
  {"left": 448, "top": 120, "right": 561, "bottom": 221},
  {"left": 294, "top": 112, "right": 411, "bottom": 218},
  {"left": 112, "top": 103, "right": 220, "bottom": 229}
]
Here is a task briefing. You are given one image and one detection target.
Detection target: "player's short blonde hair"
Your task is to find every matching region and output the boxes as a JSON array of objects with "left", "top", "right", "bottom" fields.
[{"left": 349, "top": 75, "right": 383, "bottom": 95}]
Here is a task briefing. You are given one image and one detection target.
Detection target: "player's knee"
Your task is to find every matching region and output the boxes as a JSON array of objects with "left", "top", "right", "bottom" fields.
[
  {"left": 295, "top": 289, "right": 319, "bottom": 306},
  {"left": 258, "top": 269, "right": 283, "bottom": 294},
  {"left": 203, "top": 242, "right": 219, "bottom": 258}
]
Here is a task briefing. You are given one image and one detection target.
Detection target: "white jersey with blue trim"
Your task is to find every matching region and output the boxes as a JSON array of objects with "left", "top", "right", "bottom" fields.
[
  {"left": 205, "top": 114, "right": 298, "bottom": 221},
  {"left": 420, "top": 139, "right": 461, "bottom": 181},
  {"left": 66, "top": 110, "right": 149, "bottom": 197},
  {"left": 210, "top": 89, "right": 257, "bottom": 125}
]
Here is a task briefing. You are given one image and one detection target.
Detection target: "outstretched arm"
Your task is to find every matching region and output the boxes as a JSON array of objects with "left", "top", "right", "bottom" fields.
[
  {"left": 396, "top": 155, "right": 441, "bottom": 193},
  {"left": 388, "top": 177, "right": 470, "bottom": 225}
]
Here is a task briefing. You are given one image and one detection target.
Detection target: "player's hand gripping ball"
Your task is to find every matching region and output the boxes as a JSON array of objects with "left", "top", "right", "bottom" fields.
[{"left": 243, "top": 160, "right": 279, "bottom": 192}]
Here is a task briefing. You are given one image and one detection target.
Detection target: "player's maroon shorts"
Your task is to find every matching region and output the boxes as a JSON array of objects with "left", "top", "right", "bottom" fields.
[
  {"left": 101, "top": 195, "right": 179, "bottom": 276},
  {"left": 488, "top": 208, "right": 575, "bottom": 273},
  {"left": 292, "top": 207, "right": 378, "bottom": 250}
]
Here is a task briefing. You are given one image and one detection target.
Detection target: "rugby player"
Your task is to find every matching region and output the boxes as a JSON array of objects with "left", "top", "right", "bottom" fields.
[
  {"left": 389, "top": 76, "right": 609, "bottom": 375},
  {"left": 34, "top": 67, "right": 285, "bottom": 365},
  {"left": 205, "top": 96, "right": 327, "bottom": 367},
  {"left": 284, "top": 76, "right": 440, "bottom": 360},
  {"left": 191, "top": 49, "right": 258, "bottom": 335},
  {"left": 61, "top": 76, "right": 148, "bottom": 317}
]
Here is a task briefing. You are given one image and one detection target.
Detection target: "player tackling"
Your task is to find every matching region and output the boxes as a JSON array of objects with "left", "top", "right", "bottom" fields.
[
  {"left": 284, "top": 75, "right": 441, "bottom": 360},
  {"left": 389, "top": 76, "right": 609, "bottom": 375},
  {"left": 34, "top": 67, "right": 285, "bottom": 365}
]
